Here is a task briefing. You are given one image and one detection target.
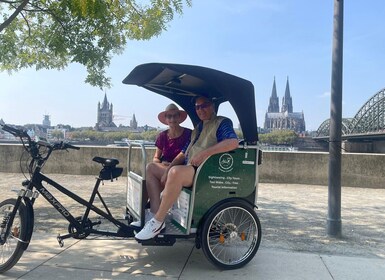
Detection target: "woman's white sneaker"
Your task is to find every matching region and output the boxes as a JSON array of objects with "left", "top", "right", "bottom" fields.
[{"left": 135, "top": 218, "right": 165, "bottom": 240}]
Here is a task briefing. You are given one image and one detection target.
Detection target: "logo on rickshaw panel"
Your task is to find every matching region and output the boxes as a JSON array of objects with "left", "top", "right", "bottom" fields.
[{"left": 219, "top": 153, "right": 233, "bottom": 172}]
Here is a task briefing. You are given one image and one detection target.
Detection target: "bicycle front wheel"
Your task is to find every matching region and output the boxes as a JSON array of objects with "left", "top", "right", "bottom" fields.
[{"left": 0, "top": 199, "right": 28, "bottom": 273}]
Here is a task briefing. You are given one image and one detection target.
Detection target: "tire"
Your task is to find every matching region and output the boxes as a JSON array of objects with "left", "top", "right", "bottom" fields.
[
  {"left": 201, "top": 199, "right": 262, "bottom": 270},
  {"left": 0, "top": 199, "right": 28, "bottom": 273}
]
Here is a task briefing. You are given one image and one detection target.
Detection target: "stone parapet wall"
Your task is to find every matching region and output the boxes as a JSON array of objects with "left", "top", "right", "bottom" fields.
[
  {"left": 1, "top": 144, "right": 383, "bottom": 188},
  {"left": 259, "top": 151, "right": 384, "bottom": 188}
]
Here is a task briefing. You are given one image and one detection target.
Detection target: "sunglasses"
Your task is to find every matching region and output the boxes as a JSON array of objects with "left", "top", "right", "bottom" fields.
[
  {"left": 165, "top": 113, "right": 180, "bottom": 119},
  {"left": 195, "top": 102, "right": 212, "bottom": 110}
]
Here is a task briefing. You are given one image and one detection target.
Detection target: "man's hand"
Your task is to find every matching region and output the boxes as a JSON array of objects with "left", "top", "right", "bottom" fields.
[{"left": 189, "top": 150, "right": 209, "bottom": 167}]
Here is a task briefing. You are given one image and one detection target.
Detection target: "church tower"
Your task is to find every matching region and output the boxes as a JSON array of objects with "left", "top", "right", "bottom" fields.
[
  {"left": 96, "top": 93, "right": 116, "bottom": 130},
  {"left": 267, "top": 77, "right": 280, "bottom": 113},
  {"left": 130, "top": 114, "right": 138, "bottom": 129},
  {"left": 42, "top": 115, "right": 51, "bottom": 128},
  {"left": 281, "top": 77, "right": 293, "bottom": 113}
]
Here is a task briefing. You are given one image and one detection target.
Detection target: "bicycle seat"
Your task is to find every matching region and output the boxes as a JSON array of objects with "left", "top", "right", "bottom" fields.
[{"left": 92, "top": 156, "right": 120, "bottom": 167}]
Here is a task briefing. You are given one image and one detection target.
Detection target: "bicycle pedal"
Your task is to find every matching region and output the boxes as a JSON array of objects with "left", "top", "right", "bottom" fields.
[{"left": 57, "top": 235, "right": 64, "bottom": 247}]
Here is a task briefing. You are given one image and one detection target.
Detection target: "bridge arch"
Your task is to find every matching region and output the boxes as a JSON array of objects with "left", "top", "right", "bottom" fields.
[
  {"left": 316, "top": 88, "right": 385, "bottom": 137},
  {"left": 349, "top": 88, "right": 385, "bottom": 134},
  {"left": 316, "top": 118, "right": 352, "bottom": 137}
]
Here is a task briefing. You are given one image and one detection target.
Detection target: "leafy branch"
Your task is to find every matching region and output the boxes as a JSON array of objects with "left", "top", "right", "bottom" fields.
[{"left": 0, "top": 0, "right": 192, "bottom": 89}]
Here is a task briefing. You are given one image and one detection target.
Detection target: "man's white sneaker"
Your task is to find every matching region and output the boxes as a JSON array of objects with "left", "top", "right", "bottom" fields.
[
  {"left": 135, "top": 218, "right": 165, "bottom": 240},
  {"left": 130, "top": 210, "right": 154, "bottom": 227}
]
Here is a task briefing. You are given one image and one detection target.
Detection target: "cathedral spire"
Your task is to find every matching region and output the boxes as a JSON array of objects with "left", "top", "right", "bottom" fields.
[
  {"left": 281, "top": 77, "right": 293, "bottom": 113},
  {"left": 268, "top": 77, "right": 280, "bottom": 113},
  {"left": 272, "top": 77, "right": 278, "bottom": 98},
  {"left": 101, "top": 92, "right": 109, "bottom": 110}
]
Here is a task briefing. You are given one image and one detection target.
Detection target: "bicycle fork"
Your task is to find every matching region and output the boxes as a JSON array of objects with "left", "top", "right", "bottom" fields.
[
  {"left": 0, "top": 198, "right": 23, "bottom": 245},
  {"left": 0, "top": 185, "right": 38, "bottom": 245}
]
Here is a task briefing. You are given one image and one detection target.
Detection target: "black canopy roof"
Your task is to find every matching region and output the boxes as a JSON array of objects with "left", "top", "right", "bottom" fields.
[{"left": 122, "top": 63, "right": 258, "bottom": 143}]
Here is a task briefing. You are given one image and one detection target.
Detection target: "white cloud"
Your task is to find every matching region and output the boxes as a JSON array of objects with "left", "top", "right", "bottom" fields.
[{"left": 318, "top": 91, "right": 330, "bottom": 98}]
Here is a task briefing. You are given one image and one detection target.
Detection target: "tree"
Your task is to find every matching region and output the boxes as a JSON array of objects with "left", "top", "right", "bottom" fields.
[
  {"left": 50, "top": 129, "right": 64, "bottom": 139},
  {"left": 259, "top": 130, "right": 298, "bottom": 146},
  {"left": 0, "top": 0, "right": 192, "bottom": 88},
  {"left": 141, "top": 129, "right": 158, "bottom": 141}
]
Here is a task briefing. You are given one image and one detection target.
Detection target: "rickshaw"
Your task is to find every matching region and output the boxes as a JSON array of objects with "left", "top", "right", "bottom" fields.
[
  {"left": 0, "top": 63, "right": 261, "bottom": 272},
  {"left": 123, "top": 63, "right": 262, "bottom": 269}
]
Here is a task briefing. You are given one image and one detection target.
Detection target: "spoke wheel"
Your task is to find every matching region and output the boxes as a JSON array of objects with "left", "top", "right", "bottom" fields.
[
  {"left": 0, "top": 199, "right": 28, "bottom": 273},
  {"left": 201, "top": 200, "right": 261, "bottom": 270}
]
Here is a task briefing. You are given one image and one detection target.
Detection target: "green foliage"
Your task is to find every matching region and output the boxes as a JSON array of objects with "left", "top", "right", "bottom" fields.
[
  {"left": 0, "top": 0, "right": 192, "bottom": 89},
  {"left": 68, "top": 129, "right": 158, "bottom": 142},
  {"left": 141, "top": 130, "right": 159, "bottom": 141},
  {"left": 50, "top": 129, "right": 64, "bottom": 139},
  {"left": 56, "top": 124, "right": 74, "bottom": 131},
  {"left": 259, "top": 130, "right": 298, "bottom": 145},
  {"left": 235, "top": 129, "right": 243, "bottom": 139}
]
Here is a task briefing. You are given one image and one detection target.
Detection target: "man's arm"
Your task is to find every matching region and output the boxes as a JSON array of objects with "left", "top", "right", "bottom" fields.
[
  {"left": 189, "top": 117, "right": 238, "bottom": 166},
  {"left": 168, "top": 151, "right": 186, "bottom": 166},
  {"left": 189, "top": 138, "right": 238, "bottom": 167}
]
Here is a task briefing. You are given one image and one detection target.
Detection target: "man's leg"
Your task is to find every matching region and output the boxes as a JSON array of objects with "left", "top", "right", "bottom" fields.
[{"left": 154, "top": 165, "right": 195, "bottom": 222}]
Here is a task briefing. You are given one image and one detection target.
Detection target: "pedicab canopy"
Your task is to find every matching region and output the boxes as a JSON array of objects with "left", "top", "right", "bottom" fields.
[{"left": 122, "top": 63, "right": 258, "bottom": 144}]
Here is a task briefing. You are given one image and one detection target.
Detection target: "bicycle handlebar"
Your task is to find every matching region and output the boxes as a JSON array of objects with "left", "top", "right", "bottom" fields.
[
  {"left": 1, "top": 123, "right": 80, "bottom": 159},
  {"left": 1, "top": 124, "right": 30, "bottom": 139},
  {"left": 51, "top": 141, "right": 80, "bottom": 151}
]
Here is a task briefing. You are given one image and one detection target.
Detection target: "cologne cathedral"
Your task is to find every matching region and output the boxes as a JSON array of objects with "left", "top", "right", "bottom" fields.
[{"left": 264, "top": 78, "right": 306, "bottom": 133}]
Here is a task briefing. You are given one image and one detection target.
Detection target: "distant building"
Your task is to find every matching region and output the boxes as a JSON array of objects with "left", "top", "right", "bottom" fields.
[
  {"left": 264, "top": 77, "right": 306, "bottom": 133},
  {"left": 42, "top": 115, "right": 51, "bottom": 127},
  {"left": 95, "top": 93, "right": 117, "bottom": 130},
  {"left": 47, "top": 127, "right": 67, "bottom": 140},
  {"left": 130, "top": 114, "right": 138, "bottom": 129}
]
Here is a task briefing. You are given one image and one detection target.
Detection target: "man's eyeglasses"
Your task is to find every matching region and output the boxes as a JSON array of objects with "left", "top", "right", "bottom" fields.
[
  {"left": 165, "top": 113, "right": 180, "bottom": 119},
  {"left": 195, "top": 102, "right": 211, "bottom": 111}
]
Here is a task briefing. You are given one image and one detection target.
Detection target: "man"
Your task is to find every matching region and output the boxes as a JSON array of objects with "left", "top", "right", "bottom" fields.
[{"left": 135, "top": 96, "right": 239, "bottom": 240}]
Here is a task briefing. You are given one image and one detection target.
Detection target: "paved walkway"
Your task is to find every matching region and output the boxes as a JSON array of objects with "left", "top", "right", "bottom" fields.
[{"left": 0, "top": 173, "right": 384, "bottom": 279}]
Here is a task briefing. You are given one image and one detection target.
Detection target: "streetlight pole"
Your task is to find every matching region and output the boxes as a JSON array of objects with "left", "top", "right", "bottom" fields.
[{"left": 327, "top": 0, "right": 343, "bottom": 237}]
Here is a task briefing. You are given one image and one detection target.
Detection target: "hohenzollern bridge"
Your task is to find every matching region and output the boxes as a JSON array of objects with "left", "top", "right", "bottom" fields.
[{"left": 314, "top": 88, "right": 385, "bottom": 153}]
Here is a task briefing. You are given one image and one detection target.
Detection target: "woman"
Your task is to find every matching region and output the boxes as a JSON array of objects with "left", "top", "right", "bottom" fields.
[{"left": 131, "top": 103, "right": 191, "bottom": 227}]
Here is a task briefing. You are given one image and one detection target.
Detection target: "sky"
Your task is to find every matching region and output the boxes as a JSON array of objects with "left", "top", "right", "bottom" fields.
[{"left": 1, "top": 0, "right": 385, "bottom": 131}]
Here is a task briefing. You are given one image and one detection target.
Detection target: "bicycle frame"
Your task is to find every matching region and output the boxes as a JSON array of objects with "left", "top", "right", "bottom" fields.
[{"left": 22, "top": 168, "right": 135, "bottom": 245}]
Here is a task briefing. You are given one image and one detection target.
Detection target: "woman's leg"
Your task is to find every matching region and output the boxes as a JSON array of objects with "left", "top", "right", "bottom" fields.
[
  {"left": 146, "top": 162, "right": 167, "bottom": 213},
  {"left": 154, "top": 165, "right": 195, "bottom": 222}
]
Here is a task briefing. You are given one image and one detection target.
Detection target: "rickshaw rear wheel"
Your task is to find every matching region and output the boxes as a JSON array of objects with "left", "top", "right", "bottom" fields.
[{"left": 200, "top": 199, "right": 261, "bottom": 270}]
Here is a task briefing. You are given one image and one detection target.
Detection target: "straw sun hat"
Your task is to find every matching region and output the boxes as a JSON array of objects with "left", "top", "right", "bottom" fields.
[{"left": 158, "top": 103, "right": 188, "bottom": 125}]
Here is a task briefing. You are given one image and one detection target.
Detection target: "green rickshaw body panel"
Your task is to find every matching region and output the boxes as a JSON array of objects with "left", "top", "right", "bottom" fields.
[{"left": 191, "top": 148, "right": 257, "bottom": 228}]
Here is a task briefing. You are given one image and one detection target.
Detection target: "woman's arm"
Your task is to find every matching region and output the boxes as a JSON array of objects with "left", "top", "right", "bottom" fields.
[{"left": 153, "top": 147, "right": 163, "bottom": 163}]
